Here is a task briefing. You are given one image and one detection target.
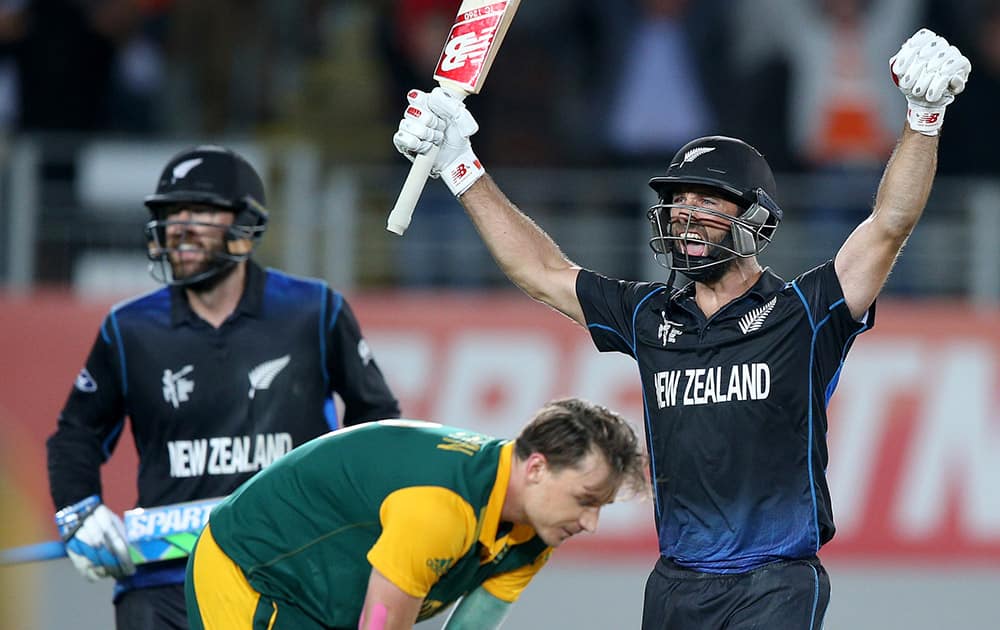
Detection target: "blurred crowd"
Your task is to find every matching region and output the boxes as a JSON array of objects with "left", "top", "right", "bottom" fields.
[
  {"left": 0, "top": 0, "right": 997, "bottom": 288},
  {"left": 0, "top": 0, "right": 997, "bottom": 171}
]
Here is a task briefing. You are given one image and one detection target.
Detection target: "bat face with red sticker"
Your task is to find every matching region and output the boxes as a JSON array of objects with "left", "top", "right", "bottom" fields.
[
  {"left": 434, "top": 0, "right": 520, "bottom": 94},
  {"left": 386, "top": 0, "right": 521, "bottom": 236}
]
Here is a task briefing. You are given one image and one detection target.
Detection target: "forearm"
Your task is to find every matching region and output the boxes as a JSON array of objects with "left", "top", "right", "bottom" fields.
[
  {"left": 360, "top": 569, "right": 422, "bottom": 630},
  {"left": 441, "top": 586, "right": 511, "bottom": 630},
  {"left": 393, "top": 89, "right": 584, "bottom": 322},
  {"left": 459, "top": 175, "right": 581, "bottom": 313},
  {"left": 871, "top": 126, "right": 938, "bottom": 242},
  {"left": 835, "top": 27, "right": 965, "bottom": 318}
]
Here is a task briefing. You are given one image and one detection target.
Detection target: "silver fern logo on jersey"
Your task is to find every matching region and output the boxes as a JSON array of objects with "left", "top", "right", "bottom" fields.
[
  {"left": 163, "top": 365, "right": 195, "bottom": 408},
  {"left": 739, "top": 296, "right": 777, "bottom": 335},
  {"left": 248, "top": 355, "right": 291, "bottom": 399}
]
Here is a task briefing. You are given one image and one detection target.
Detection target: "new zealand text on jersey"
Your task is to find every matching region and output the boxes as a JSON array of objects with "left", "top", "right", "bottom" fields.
[
  {"left": 167, "top": 433, "right": 293, "bottom": 478},
  {"left": 653, "top": 363, "right": 771, "bottom": 408}
]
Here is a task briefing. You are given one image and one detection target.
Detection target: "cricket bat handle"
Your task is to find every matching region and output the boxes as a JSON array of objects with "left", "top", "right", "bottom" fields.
[
  {"left": 387, "top": 144, "right": 441, "bottom": 235},
  {"left": 0, "top": 540, "right": 67, "bottom": 565},
  {"left": 0, "top": 496, "right": 222, "bottom": 566}
]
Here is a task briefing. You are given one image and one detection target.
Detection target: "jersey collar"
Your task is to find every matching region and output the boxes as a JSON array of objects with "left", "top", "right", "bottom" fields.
[
  {"left": 170, "top": 260, "right": 266, "bottom": 326},
  {"left": 744, "top": 267, "right": 786, "bottom": 300},
  {"left": 669, "top": 267, "right": 786, "bottom": 313},
  {"left": 478, "top": 442, "right": 537, "bottom": 562},
  {"left": 237, "top": 260, "right": 266, "bottom": 317}
]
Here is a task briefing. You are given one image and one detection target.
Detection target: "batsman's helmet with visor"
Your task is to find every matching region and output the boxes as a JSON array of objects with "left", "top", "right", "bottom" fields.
[
  {"left": 646, "top": 136, "right": 783, "bottom": 279},
  {"left": 143, "top": 145, "right": 269, "bottom": 286}
]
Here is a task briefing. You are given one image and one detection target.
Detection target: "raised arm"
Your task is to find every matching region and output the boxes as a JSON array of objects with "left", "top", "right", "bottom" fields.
[
  {"left": 393, "top": 88, "right": 585, "bottom": 326},
  {"left": 459, "top": 176, "right": 584, "bottom": 325},
  {"left": 835, "top": 127, "right": 936, "bottom": 318},
  {"left": 835, "top": 29, "right": 971, "bottom": 319}
]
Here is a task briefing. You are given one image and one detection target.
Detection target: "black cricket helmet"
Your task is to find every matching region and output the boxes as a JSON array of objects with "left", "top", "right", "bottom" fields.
[
  {"left": 646, "top": 136, "right": 783, "bottom": 280},
  {"left": 143, "top": 145, "right": 269, "bottom": 287}
]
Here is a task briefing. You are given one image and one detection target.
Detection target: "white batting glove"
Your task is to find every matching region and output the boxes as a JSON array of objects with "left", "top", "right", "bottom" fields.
[
  {"left": 393, "top": 87, "right": 485, "bottom": 196},
  {"left": 890, "top": 28, "right": 971, "bottom": 136},
  {"left": 55, "top": 495, "right": 135, "bottom": 581}
]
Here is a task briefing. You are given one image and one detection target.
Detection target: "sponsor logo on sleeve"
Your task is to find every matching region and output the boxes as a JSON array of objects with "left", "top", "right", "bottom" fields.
[
  {"left": 426, "top": 557, "right": 454, "bottom": 577},
  {"left": 74, "top": 368, "right": 98, "bottom": 393},
  {"left": 358, "top": 339, "right": 373, "bottom": 366}
]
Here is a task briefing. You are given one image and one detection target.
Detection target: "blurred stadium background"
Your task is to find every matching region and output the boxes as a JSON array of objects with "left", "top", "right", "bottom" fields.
[{"left": 1, "top": 0, "right": 999, "bottom": 628}]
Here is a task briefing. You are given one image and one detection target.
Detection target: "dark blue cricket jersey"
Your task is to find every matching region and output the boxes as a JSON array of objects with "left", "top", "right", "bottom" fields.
[
  {"left": 577, "top": 261, "right": 873, "bottom": 573},
  {"left": 47, "top": 261, "right": 399, "bottom": 593}
]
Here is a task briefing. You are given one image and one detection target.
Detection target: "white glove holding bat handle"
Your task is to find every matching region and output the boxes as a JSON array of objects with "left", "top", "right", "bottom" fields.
[
  {"left": 55, "top": 494, "right": 135, "bottom": 581},
  {"left": 393, "top": 87, "right": 485, "bottom": 196},
  {"left": 890, "top": 28, "right": 971, "bottom": 136}
]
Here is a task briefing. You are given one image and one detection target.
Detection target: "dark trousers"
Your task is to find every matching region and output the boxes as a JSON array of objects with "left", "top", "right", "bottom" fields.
[
  {"left": 641, "top": 556, "right": 830, "bottom": 630},
  {"left": 116, "top": 584, "right": 189, "bottom": 630}
]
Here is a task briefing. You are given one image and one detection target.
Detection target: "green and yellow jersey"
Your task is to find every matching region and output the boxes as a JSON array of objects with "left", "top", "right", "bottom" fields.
[{"left": 203, "top": 420, "right": 552, "bottom": 627}]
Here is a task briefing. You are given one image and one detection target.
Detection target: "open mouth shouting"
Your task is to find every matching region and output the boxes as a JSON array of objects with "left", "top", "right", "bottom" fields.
[{"left": 675, "top": 231, "right": 711, "bottom": 257}]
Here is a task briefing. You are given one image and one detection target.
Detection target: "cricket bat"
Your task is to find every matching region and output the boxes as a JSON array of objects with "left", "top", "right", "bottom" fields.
[
  {"left": 0, "top": 497, "right": 221, "bottom": 566},
  {"left": 386, "top": 0, "right": 521, "bottom": 236}
]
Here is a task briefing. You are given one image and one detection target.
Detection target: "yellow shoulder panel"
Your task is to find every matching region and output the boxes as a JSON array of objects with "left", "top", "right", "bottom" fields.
[
  {"left": 480, "top": 547, "right": 553, "bottom": 603},
  {"left": 366, "top": 486, "right": 477, "bottom": 598}
]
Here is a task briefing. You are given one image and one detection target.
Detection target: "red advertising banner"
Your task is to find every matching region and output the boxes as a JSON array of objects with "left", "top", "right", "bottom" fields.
[{"left": 2, "top": 292, "right": 998, "bottom": 564}]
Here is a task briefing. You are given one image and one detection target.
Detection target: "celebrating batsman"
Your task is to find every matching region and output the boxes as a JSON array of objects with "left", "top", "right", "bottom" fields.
[{"left": 392, "top": 28, "right": 970, "bottom": 628}]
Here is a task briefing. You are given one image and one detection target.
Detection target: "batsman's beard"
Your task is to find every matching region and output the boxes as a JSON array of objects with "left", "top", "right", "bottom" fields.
[{"left": 670, "top": 232, "right": 738, "bottom": 284}]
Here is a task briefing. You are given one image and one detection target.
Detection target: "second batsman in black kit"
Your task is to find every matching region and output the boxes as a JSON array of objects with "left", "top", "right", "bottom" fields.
[
  {"left": 46, "top": 145, "right": 400, "bottom": 630},
  {"left": 392, "top": 27, "right": 971, "bottom": 630}
]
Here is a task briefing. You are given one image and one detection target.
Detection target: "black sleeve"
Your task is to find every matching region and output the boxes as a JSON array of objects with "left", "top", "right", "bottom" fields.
[
  {"left": 793, "top": 260, "right": 876, "bottom": 338},
  {"left": 46, "top": 318, "right": 127, "bottom": 510},
  {"left": 792, "top": 261, "right": 875, "bottom": 381},
  {"left": 326, "top": 293, "right": 401, "bottom": 426},
  {"left": 576, "top": 269, "right": 666, "bottom": 357}
]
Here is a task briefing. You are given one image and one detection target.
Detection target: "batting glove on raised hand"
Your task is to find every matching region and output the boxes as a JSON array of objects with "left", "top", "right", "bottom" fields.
[
  {"left": 393, "top": 87, "right": 485, "bottom": 196},
  {"left": 890, "top": 28, "right": 971, "bottom": 136},
  {"left": 55, "top": 495, "right": 135, "bottom": 581}
]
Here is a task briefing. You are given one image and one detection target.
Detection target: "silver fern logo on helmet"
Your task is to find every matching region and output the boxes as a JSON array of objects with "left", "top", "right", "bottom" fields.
[
  {"left": 646, "top": 136, "right": 783, "bottom": 283},
  {"left": 681, "top": 147, "right": 716, "bottom": 165},
  {"left": 171, "top": 158, "right": 203, "bottom": 182},
  {"left": 143, "top": 146, "right": 270, "bottom": 288}
]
